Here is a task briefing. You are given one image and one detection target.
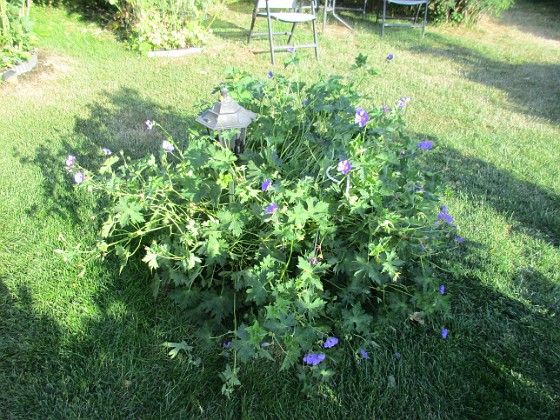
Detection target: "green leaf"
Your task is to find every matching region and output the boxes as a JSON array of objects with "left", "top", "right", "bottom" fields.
[
  {"left": 163, "top": 340, "right": 193, "bottom": 359},
  {"left": 342, "top": 305, "right": 374, "bottom": 335},
  {"left": 114, "top": 197, "right": 145, "bottom": 227},
  {"left": 99, "top": 155, "right": 120, "bottom": 175},
  {"left": 199, "top": 290, "right": 234, "bottom": 323},
  {"left": 142, "top": 246, "right": 159, "bottom": 271},
  {"left": 151, "top": 272, "right": 161, "bottom": 298}
]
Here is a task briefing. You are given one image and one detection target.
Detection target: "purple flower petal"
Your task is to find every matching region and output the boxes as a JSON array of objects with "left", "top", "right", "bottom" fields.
[
  {"left": 455, "top": 236, "right": 465, "bottom": 243},
  {"left": 265, "top": 203, "right": 278, "bottom": 215},
  {"left": 441, "top": 328, "right": 449, "bottom": 339},
  {"left": 267, "top": 71, "right": 273, "bottom": 78},
  {"left": 337, "top": 159, "right": 352, "bottom": 175},
  {"left": 397, "top": 97, "right": 411, "bottom": 108},
  {"left": 162, "top": 141, "right": 174, "bottom": 152},
  {"left": 360, "top": 349, "right": 370, "bottom": 359},
  {"left": 287, "top": 47, "right": 296, "bottom": 53},
  {"left": 262, "top": 179, "right": 272, "bottom": 192},
  {"left": 223, "top": 341, "right": 232, "bottom": 348},
  {"left": 387, "top": 54, "right": 394, "bottom": 61},
  {"left": 416, "top": 141, "right": 433, "bottom": 151},
  {"left": 101, "top": 148, "right": 112, "bottom": 155},
  {"left": 73, "top": 172, "right": 85, "bottom": 184},
  {"left": 440, "top": 205, "right": 449, "bottom": 213},
  {"left": 65, "top": 154, "right": 76, "bottom": 167},
  {"left": 437, "top": 212, "right": 454, "bottom": 224},
  {"left": 354, "top": 107, "right": 369, "bottom": 127},
  {"left": 303, "top": 353, "right": 325, "bottom": 366},
  {"left": 323, "top": 337, "right": 339, "bottom": 349},
  {"left": 439, "top": 285, "right": 445, "bottom": 295}
]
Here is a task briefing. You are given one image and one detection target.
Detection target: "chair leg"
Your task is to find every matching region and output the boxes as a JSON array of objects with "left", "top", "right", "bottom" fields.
[
  {"left": 247, "top": 2, "right": 259, "bottom": 44},
  {"left": 287, "top": 22, "right": 297, "bottom": 44},
  {"left": 323, "top": 0, "right": 328, "bottom": 32},
  {"left": 266, "top": 15, "right": 275, "bottom": 65},
  {"left": 414, "top": 4, "right": 421, "bottom": 24},
  {"left": 381, "top": 0, "right": 386, "bottom": 37},
  {"left": 422, "top": 2, "right": 428, "bottom": 37},
  {"left": 312, "top": 18, "right": 319, "bottom": 60},
  {"left": 362, "top": 0, "right": 367, "bottom": 17}
]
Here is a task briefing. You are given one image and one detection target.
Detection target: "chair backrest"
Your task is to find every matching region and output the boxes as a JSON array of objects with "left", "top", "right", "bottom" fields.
[{"left": 256, "top": 0, "right": 297, "bottom": 10}]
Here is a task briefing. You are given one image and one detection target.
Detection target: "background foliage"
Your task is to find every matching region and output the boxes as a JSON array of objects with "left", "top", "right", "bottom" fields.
[
  {"left": 430, "top": 0, "right": 516, "bottom": 24},
  {"left": 0, "top": 0, "right": 34, "bottom": 71}
]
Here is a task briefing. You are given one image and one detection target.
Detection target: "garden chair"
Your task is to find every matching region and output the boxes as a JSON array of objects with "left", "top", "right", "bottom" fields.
[
  {"left": 378, "top": 0, "right": 429, "bottom": 37},
  {"left": 248, "top": 0, "right": 319, "bottom": 65}
]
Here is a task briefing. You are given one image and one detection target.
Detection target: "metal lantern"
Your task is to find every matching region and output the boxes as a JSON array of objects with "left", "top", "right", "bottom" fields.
[{"left": 196, "top": 88, "right": 257, "bottom": 155}]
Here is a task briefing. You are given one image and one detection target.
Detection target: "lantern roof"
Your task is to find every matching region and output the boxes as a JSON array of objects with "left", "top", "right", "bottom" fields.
[{"left": 196, "top": 88, "right": 257, "bottom": 131}]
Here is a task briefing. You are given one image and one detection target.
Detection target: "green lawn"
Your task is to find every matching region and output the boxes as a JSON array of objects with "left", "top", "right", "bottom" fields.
[{"left": 1, "top": 0, "right": 559, "bottom": 417}]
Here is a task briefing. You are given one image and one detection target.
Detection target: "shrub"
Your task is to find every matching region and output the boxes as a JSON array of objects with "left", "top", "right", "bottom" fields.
[
  {"left": 106, "top": 0, "right": 212, "bottom": 52},
  {"left": 65, "top": 55, "right": 460, "bottom": 395},
  {"left": 431, "top": 0, "right": 515, "bottom": 24},
  {"left": 0, "top": 0, "right": 34, "bottom": 71}
]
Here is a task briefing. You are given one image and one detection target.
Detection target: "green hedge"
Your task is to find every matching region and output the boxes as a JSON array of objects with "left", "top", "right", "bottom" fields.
[{"left": 430, "top": 0, "right": 515, "bottom": 24}]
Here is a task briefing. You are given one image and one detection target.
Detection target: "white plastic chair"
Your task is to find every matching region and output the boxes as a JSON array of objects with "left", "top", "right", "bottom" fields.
[
  {"left": 248, "top": 0, "right": 319, "bottom": 64},
  {"left": 379, "top": 0, "right": 429, "bottom": 37}
]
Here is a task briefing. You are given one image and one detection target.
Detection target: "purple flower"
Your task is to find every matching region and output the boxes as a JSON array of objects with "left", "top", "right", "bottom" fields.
[
  {"left": 145, "top": 120, "right": 154, "bottom": 130},
  {"left": 65, "top": 154, "right": 76, "bottom": 167},
  {"left": 73, "top": 172, "right": 85, "bottom": 184},
  {"left": 262, "top": 179, "right": 272, "bottom": 192},
  {"left": 265, "top": 203, "right": 278, "bottom": 215},
  {"left": 408, "top": 185, "right": 424, "bottom": 192},
  {"left": 417, "top": 141, "right": 433, "bottom": 151},
  {"left": 287, "top": 47, "right": 296, "bottom": 53},
  {"left": 455, "top": 236, "right": 465, "bottom": 243},
  {"left": 324, "top": 337, "right": 339, "bottom": 349},
  {"left": 337, "top": 159, "right": 352, "bottom": 175},
  {"left": 437, "top": 212, "right": 454, "bottom": 224},
  {"left": 303, "top": 353, "right": 326, "bottom": 366},
  {"left": 267, "top": 71, "right": 273, "bottom": 78},
  {"left": 354, "top": 107, "right": 369, "bottom": 127},
  {"left": 439, "top": 285, "right": 445, "bottom": 295},
  {"left": 162, "top": 141, "right": 174, "bottom": 152},
  {"left": 308, "top": 257, "right": 318, "bottom": 265},
  {"left": 360, "top": 349, "right": 370, "bottom": 359},
  {"left": 382, "top": 105, "right": 390, "bottom": 113},
  {"left": 101, "top": 148, "right": 112, "bottom": 155},
  {"left": 302, "top": 99, "right": 309, "bottom": 105},
  {"left": 387, "top": 54, "right": 394, "bottom": 61},
  {"left": 441, "top": 328, "right": 449, "bottom": 339},
  {"left": 397, "top": 97, "right": 411, "bottom": 108},
  {"left": 440, "top": 205, "right": 449, "bottom": 213},
  {"left": 223, "top": 341, "right": 232, "bottom": 348},
  {"left": 260, "top": 342, "right": 270, "bottom": 347}
]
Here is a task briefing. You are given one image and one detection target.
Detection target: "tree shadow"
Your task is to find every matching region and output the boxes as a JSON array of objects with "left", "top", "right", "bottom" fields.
[
  {"left": 495, "top": 0, "right": 560, "bottom": 42},
  {"left": 424, "top": 34, "right": 559, "bottom": 123},
  {"left": 17, "top": 86, "right": 196, "bottom": 226},
  {"left": 439, "top": 243, "right": 560, "bottom": 416},
  {"left": 0, "top": 279, "right": 63, "bottom": 417},
  {"left": 430, "top": 145, "right": 560, "bottom": 246}
]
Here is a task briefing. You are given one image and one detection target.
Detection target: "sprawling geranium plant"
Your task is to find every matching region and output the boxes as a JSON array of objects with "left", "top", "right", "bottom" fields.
[{"left": 65, "top": 54, "right": 461, "bottom": 396}]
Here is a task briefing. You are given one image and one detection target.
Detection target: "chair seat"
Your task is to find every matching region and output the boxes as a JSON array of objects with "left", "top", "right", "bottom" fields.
[
  {"left": 269, "top": 12, "right": 317, "bottom": 23},
  {"left": 387, "top": 0, "right": 427, "bottom": 4}
]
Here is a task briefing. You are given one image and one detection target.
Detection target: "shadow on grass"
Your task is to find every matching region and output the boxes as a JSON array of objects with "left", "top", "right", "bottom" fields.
[
  {"left": 437, "top": 244, "right": 560, "bottom": 417},
  {"left": 19, "top": 86, "right": 195, "bottom": 225},
  {"left": 432, "top": 146, "right": 560, "bottom": 247},
  {"left": 0, "top": 265, "right": 227, "bottom": 418},
  {"left": 496, "top": 0, "right": 560, "bottom": 41},
  {"left": 0, "top": 280, "right": 62, "bottom": 417}
]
